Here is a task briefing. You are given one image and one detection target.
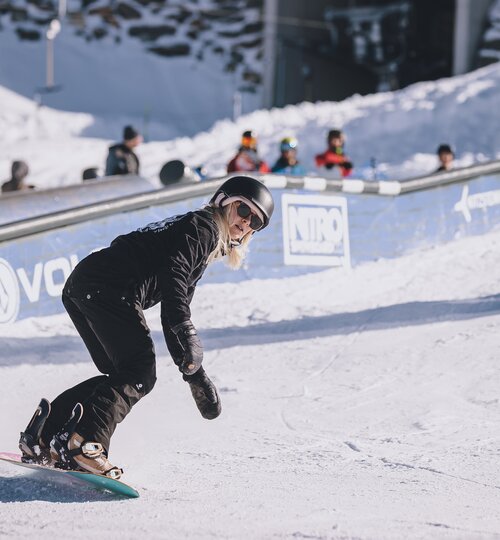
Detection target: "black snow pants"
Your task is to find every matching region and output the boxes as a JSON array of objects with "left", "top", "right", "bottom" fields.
[{"left": 41, "top": 286, "right": 157, "bottom": 453}]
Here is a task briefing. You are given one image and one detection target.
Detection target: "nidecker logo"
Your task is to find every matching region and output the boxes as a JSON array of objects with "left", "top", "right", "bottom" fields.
[
  {"left": 0, "top": 258, "right": 20, "bottom": 324},
  {"left": 282, "top": 193, "right": 351, "bottom": 267}
]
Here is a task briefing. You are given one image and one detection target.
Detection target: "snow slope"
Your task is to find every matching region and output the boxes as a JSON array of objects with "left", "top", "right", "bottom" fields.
[
  {"left": 0, "top": 226, "right": 499, "bottom": 539},
  {"left": 1, "top": 41, "right": 500, "bottom": 539},
  {"left": 2, "top": 62, "right": 500, "bottom": 189}
]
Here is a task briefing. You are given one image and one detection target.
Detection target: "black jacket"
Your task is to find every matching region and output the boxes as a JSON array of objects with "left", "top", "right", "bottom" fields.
[
  {"left": 64, "top": 208, "right": 219, "bottom": 330},
  {"left": 1, "top": 160, "right": 33, "bottom": 193},
  {"left": 105, "top": 143, "right": 140, "bottom": 176}
]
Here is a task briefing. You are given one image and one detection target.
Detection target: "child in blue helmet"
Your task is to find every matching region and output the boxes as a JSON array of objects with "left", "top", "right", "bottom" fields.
[{"left": 271, "top": 137, "right": 306, "bottom": 176}]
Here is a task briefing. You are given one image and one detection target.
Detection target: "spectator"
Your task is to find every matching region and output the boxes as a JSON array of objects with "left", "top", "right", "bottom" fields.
[
  {"left": 271, "top": 137, "right": 306, "bottom": 176},
  {"left": 105, "top": 125, "right": 142, "bottom": 177},
  {"left": 436, "top": 143, "right": 455, "bottom": 172},
  {"left": 315, "top": 129, "right": 353, "bottom": 178},
  {"left": 227, "top": 130, "right": 270, "bottom": 173},
  {"left": 1, "top": 160, "right": 34, "bottom": 193}
]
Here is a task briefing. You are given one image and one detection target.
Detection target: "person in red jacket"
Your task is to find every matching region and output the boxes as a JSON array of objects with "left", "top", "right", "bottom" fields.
[
  {"left": 227, "top": 130, "right": 270, "bottom": 173},
  {"left": 315, "top": 129, "right": 353, "bottom": 178}
]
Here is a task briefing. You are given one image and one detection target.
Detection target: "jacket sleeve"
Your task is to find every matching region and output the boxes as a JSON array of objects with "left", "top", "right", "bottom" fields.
[
  {"left": 315, "top": 152, "right": 326, "bottom": 167},
  {"left": 316, "top": 150, "right": 352, "bottom": 174},
  {"left": 258, "top": 161, "right": 270, "bottom": 173},
  {"left": 105, "top": 148, "right": 129, "bottom": 176},
  {"left": 105, "top": 149, "right": 119, "bottom": 176},
  {"left": 159, "top": 218, "right": 217, "bottom": 330},
  {"left": 227, "top": 155, "right": 238, "bottom": 173}
]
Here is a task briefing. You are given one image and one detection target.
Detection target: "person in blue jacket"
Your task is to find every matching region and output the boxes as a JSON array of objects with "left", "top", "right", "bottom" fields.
[{"left": 271, "top": 137, "right": 306, "bottom": 176}]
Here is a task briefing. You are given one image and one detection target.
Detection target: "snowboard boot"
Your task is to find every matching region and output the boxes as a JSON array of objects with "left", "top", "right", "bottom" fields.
[
  {"left": 19, "top": 398, "right": 57, "bottom": 466},
  {"left": 50, "top": 403, "right": 123, "bottom": 480}
]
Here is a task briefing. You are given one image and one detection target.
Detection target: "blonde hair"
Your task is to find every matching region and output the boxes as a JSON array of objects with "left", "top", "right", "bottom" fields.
[{"left": 207, "top": 203, "right": 253, "bottom": 270}]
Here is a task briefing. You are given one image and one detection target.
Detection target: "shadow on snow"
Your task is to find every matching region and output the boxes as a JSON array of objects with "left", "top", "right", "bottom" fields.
[{"left": 1, "top": 294, "right": 499, "bottom": 366}]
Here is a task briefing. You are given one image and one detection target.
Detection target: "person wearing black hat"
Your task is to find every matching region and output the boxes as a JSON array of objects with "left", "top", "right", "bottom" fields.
[
  {"left": 227, "top": 130, "right": 270, "bottom": 173},
  {"left": 1, "top": 160, "right": 34, "bottom": 193},
  {"left": 104, "top": 125, "right": 142, "bottom": 177},
  {"left": 436, "top": 144, "right": 455, "bottom": 172},
  {"left": 315, "top": 129, "right": 353, "bottom": 178},
  {"left": 18, "top": 176, "right": 274, "bottom": 480}
]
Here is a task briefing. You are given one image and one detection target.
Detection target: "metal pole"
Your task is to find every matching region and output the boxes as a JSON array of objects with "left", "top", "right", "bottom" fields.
[
  {"left": 46, "top": 37, "right": 54, "bottom": 88},
  {"left": 58, "top": 0, "right": 66, "bottom": 19},
  {"left": 233, "top": 91, "right": 242, "bottom": 120},
  {"left": 262, "top": 0, "right": 278, "bottom": 108},
  {"left": 46, "top": 19, "right": 61, "bottom": 89}
]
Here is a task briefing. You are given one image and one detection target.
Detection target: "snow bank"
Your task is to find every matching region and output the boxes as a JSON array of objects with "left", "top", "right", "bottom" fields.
[{"left": 1, "top": 63, "right": 500, "bottom": 188}]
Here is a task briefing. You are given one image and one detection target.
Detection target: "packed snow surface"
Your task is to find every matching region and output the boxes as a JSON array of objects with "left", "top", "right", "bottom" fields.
[
  {"left": 1, "top": 226, "right": 500, "bottom": 539},
  {"left": 1, "top": 45, "right": 500, "bottom": 539}
]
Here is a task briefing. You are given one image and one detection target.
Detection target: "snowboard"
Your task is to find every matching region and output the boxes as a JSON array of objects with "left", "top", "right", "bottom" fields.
[{"left": 0, "top": 452, "right": 139, "bottom": 499}]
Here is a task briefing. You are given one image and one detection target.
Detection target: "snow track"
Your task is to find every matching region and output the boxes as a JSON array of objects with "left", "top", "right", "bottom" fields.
[{"left": 1, "top": 228, "right": 500, "bottom": 539}]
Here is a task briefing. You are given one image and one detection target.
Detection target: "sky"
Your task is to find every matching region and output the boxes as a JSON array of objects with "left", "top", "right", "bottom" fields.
[{"left": 0, "top": 33, "right": 500, "bottom": 539}]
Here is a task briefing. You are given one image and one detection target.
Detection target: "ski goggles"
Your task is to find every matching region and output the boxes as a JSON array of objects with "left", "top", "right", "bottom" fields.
[{"left": 236, "top": 201, "right": 264, "bottom": 231}]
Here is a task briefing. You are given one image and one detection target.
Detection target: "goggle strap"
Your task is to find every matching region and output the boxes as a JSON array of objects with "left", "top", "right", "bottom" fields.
[{"left": 213, "top": 193, "right": 226, "bottom": 206}]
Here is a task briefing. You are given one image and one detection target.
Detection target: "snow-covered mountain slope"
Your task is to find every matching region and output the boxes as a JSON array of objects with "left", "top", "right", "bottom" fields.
[
  {"left": 0, "top": 1, "right": 264, "bottom": 136},
  {"left": 1, "top": 61, "right": 500, "bottom": 189}
]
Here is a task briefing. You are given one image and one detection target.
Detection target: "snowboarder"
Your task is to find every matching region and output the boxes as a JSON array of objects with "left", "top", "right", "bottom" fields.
[{"left": 19, "top": 176, "right": 274, "bottom": 479}]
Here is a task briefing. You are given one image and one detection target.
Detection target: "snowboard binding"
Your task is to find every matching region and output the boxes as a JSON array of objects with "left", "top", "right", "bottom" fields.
[
  {"left": 19, "top": 398, "right": 56, "bottom": 466},
  {"left": 50, "top": 403, "right": 123, "bottom": 480}
]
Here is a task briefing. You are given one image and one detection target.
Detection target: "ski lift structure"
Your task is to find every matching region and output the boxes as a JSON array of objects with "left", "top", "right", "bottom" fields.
[
  {"left": 35, "top": 0, "right": 66, "bottom": 104},
  {"left": 324, "top": 2, "right": 411, "bottom": 92}
]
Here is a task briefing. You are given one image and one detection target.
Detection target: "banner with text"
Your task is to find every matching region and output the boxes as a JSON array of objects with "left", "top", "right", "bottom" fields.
[{"left": 282, "top": 193, "right": 351, "bottom": 268}]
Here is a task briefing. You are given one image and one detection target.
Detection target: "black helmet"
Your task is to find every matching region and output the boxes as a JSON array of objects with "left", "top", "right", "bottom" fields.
[
  {"left": 437, "top": 143, "right": 454, "bottom": 156},
  {"left": 210, "top": 175, "right": 274, "bottom": 230}
]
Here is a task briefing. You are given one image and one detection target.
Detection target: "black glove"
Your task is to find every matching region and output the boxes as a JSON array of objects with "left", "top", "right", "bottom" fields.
[
  {"left": 171, "top": 320, "right": 203, "bottom": 375},
  {"left": 342, "top": 161, "right": 353, "bottom": 170},
  {"left": 183, "top": 367, "right": 221, "bottom": 420}
]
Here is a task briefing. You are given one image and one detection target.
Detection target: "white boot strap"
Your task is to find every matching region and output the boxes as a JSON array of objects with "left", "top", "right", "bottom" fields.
[{"left": 81, "top": 441, "right": 104, "bottom": 459}]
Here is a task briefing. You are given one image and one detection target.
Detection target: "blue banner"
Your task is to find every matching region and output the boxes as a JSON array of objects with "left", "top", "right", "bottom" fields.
[{"left": 0, "top": 174, "right": 499, "bottom": 323}]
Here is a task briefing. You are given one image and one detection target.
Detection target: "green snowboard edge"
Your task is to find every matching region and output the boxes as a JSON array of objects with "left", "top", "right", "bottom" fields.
[{"left": 0, "top": 452, "right": 139, "bottom": 499}]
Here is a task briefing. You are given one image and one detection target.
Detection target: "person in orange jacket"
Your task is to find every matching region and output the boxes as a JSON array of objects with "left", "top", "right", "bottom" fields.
[
  {"left": 315, "top": 129, "right": 353, "bottom": 178},
  {"left": 227, "top": 130, "right": 270, "bottom": 174}
]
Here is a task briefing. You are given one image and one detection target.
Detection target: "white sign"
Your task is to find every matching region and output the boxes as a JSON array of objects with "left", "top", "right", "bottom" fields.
[
  {"left": 282, "top": 193, "right": 350, "bottom": 267},
  {"left": 454, "top": 185, "right": 500, "bottom": 223},
  {"left": 0, "top": 258, "right": 20, "bottom": 324},
  {"left": 0, "top": 254, "right": 79, "bottom": 324}
]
